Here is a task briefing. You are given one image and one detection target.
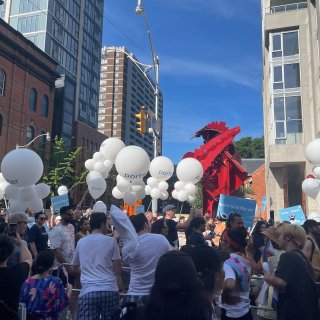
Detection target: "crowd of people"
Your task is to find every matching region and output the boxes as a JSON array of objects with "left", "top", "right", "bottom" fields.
[{"left": 0, "top": 204, "right": 319, "bottom": 320}]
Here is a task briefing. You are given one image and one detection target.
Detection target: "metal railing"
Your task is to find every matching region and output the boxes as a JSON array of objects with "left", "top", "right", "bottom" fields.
[{"left": 270, "top": 1, "right": 308, "bottom": 13}]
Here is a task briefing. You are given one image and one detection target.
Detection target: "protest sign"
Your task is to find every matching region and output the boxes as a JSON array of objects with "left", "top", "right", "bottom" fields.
[
  {"left": 278, "top": 205, "right": 306, "bottom": 225},
  {"left": 217, "top": 194, "right": 256, "bottom": 227},
  {"left": 136, "top": 205, "right": 145, "bottom": 215},
  {"left": 51, "top": 194, "right": 69, "bottom": 214}
]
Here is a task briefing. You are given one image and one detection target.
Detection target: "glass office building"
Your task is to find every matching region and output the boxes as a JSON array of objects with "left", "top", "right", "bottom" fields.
[{"left": 2, "top": 0, "right": 104, "bottom": 147}]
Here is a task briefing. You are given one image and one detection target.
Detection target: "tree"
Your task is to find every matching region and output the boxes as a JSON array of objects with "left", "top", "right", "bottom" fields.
[
  {"left": 235, "top": 136, "right": 264, "bottom": 159},
  {"left": 189, "top": 182, "right": 203, "bottom": 209},
  {"left": 42, "top": 137, "right": 87, "bottom": 196}
]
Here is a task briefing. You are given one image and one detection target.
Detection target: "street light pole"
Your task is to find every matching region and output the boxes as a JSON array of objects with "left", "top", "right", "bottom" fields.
[
  {"left": 16, "top": 132, "right": 51, "bottom": 149},
  {"left": 135, "top": 0, "right": 160, "bottom": 217}
]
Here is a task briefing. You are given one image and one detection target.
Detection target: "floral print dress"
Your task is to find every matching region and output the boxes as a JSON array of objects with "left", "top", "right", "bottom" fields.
[{"left": 20, "top": 275, "right": 69, "bottom": 319}]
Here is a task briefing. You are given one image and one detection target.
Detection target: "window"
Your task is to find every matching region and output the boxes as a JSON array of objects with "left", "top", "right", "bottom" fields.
[
  {"left": 273, "top": 63, "right": 300, "bottom": 89},
  {"left": 29, "top": 88, "right": 37, "bottom": 111},
  {"left": 274, "top": 96, "right": 303, "bottom": 144},
  {"left": 26, "top": 126, "right": 35, "bottom": 143},
  {"left": 271, "top": 31, "right": 299, "bottom": 58},
  {"left": 41, "top": 95, "right": 49, "bottom": 117},
  {"left": 39, "top": 130, "right": 46, "bottom": 148},
  {"left": 0, "top": 70, "right": 5, "bottom": 96}
]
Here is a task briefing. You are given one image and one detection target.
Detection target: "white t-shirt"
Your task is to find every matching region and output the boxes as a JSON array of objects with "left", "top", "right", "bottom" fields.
[
  {"left": 127, "top": 233, "right": 172, "bottom": 296},
  {"left": 49, "top": 224, "right": 75, "bottom": 269},
  {"left": 219, "top": 253, "right": 251, "bottom": 318},
  {"left": 72, "top": 233, "right": 121, "bottom": 297}
]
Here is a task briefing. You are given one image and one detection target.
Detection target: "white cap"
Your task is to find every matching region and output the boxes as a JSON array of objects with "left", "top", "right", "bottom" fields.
[{"left": 55, "top": 215, "right": 61, "bottom": 221}]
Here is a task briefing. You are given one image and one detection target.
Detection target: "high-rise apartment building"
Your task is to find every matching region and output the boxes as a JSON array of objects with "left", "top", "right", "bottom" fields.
[
  {"left": 2, "top": 0, "right": 104, "bottom": 147},
  {"left": 262, "top": 0, "right": 320, "bottom": 216},
  {"left": 98, "top": 46, "right": 163, "bottom": 159}
]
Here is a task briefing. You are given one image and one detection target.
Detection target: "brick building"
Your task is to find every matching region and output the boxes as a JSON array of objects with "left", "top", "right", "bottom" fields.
[
  {"left": 0, "top": 18, "right": 59, "bottom": 160},
  {"left": 242, "top": 159, "right": 267, "bottom": 220}
]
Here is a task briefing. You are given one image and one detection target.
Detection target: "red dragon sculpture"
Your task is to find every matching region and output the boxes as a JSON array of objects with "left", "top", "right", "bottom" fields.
[{"left": 183, "top": 121, "right": 248, "bottom": 217}]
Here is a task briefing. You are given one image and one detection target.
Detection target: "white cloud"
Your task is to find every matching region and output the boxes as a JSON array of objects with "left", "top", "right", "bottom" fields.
[{"left": 160, "top": 56, "right": 260, "bottom": 90}]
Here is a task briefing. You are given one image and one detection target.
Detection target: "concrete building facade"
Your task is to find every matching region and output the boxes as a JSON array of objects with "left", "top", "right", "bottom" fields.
[
  {"left": 262, "top": 0, "right": 320, "bottom": 217},
  {"left": 98, "top": 46, "right": 163, "bottom": 159},
  {"left": 0, "top": 18, "right": 59, "bottom": 160},
  {"left": 2, "top": 0, "right": 104, "bottom": 148}
]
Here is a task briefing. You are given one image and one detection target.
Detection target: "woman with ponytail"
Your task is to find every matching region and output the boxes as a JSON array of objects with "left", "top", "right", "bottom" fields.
[{"left": 20, "top": 250, "right": 72, "bottom": 319}]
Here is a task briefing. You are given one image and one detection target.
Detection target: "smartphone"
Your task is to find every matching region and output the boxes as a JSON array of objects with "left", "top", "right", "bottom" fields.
[{"left": 7, "top": 223, "right": 17, "bottom": 237}]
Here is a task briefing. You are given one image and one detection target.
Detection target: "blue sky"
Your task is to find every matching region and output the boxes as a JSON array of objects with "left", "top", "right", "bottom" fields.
[{"left": 102, "top": 0, "right": 263, "bottom": 163}]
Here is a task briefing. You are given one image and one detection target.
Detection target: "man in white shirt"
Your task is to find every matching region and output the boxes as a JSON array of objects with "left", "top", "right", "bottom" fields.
[
  {"left": 72, "top": 211, "right": 122, "bottom": 320},
  {"left": 49, "top": 205, "right": 75, "bottom": 285},
  {"left": 124, "top": 213, "right": 172, "bottom": 306}
]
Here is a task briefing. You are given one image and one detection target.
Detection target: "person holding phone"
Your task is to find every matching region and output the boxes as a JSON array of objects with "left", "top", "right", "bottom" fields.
[{"left": 0, "top": 233, "right": 32, "bottom": 320}]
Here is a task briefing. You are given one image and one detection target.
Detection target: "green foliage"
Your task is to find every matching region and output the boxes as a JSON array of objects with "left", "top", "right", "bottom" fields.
[
  {"left": 235, "top": 136, "right": 264, "bottom": 159},
  {"left": 190, "top": 182, "right": 203, "bottom": 209},
  {"left": 42, "top": 137, "right": 87, "bottom": 195},
  {"left": 237, "top": 184, "right": 255, "bottom": 198}
]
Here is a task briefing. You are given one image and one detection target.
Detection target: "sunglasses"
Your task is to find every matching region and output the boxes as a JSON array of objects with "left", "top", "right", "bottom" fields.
[{"left": 39, "top": 217, "right": 46, "bottom": 220}]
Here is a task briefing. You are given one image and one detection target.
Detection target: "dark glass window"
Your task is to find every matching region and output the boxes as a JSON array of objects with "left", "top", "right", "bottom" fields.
[
  {"left": 41, "top": 95, "right": 49, "bottom": 117},
  {"left": 29, "top": 88, "right": 37, "bottom": 111},
  {"left": 26, "top": 126, "right": 35, "bottom": 143},
  {"left": 0, "top": 70, "right": 5, "bottom": 96}
]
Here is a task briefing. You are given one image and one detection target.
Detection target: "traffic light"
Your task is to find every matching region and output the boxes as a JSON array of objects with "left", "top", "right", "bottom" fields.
[{"left": 135, "top": 107, "right": 148, "bottom": 136}]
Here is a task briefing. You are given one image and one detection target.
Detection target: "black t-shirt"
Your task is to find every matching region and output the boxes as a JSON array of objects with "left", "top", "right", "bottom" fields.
[
  {"left": 187, "top": 231, "right": 207, "bottom": 247},
  {"left": 275, "top": 251, "right": 319, "bottom": 320},
  {"left": 0, "top": 262, "right": 30, "bottom": 320},
  {"left": 165, "top": 219, "right": 178, "bottom": 246},
  {"left": 28, "top": 224, "right": 48, "bottom": 253},
  {"left": 253, "top": 235, "right": 265, "bottom": 263}
]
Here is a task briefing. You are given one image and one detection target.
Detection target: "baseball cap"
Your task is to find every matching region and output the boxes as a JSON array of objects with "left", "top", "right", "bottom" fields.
[
  {"left": 162, "top": 205, "right": 176, "bottom": 214},
  {"left": 8, "top": 212, "right": 28, "bottom": 224}
]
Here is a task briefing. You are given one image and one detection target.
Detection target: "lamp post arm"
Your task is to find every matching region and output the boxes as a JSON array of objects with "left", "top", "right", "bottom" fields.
[{"left": 16, "top": 132, "right": 50, "bottom": 149}]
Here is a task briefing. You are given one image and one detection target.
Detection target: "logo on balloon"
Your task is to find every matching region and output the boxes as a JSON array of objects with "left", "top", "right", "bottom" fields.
[
  {"left": 124, "top": 172, "right": 148, "bottom": 180},
  {"left": 158, "top": 170, "right": 173, "bottom": 177},
  {"left": 5, "top": 179, "right": 18, "bottom": 185}
]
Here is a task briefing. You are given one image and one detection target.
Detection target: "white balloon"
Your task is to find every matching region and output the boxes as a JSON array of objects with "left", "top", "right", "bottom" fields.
[
  {"left": 57, "top": 186, "right": 68, "bottom": 196},
  {"left": 1, "top": 149, "right": 43, "bottom": 187},
  {"left": 188, "top": 195, "right": 196, "bottom": 203},
  {"left": 176, "top": 158, "right": 203, "bottom": 184},
  {"left": 85, "top": 159, "right": 95, "bottom": 171},
  {"left": 5, "top": 184, "right": 20, "bottom": 198},
  {"left": 93, "top": 152, "right": 105, "bottom": 162},
  {"left": 103, "top": 159, "right": 113, "bottom": 172},
  {"left": 312, "top": 166, "right": 320, "bottom": 179},
  {"left": 117, "top": 179, "right": 131, "bottom": 193},
  {"left": 305, "top": 139, "right": 320, "bottom": 166},
  {"left": 131, "top": 183, "right": 145, "bottom": 192},
  {"left": 123, "top": 192, "right": 137, "bottom": 205},
  {"left": 158, "top": 181, "right": 169, "bottom": 192},
  {"left": 112, "top": 187, "right": 124, "bottom": 200},
  {"left": 28, "top": 197, "right": 43, "bottom": 212},
  {"left": 115, "top": 146, "right": 150, "bottom": 181},
  {"left": 93, "top": 201, "right": 107, "bottom": 213},
  {"left": 302, "top": 178, "right": 320, "bottom": 199},
  {"left": 172, "top": 189, "right": 178, "bottom": 199},
  {"left": 94, "top": 162, "right": 105, "bottom": 173},
  {"left": 100, "top": 138, "right": 126, "bottom": 163},
  {"left": 185, "top": 183, "right": 197, "bottom": 196},
  {"left": 160, "top": 191, "right": 169, "bottom": 200},
  {"left": 100, "top": 169, "right": 110, "bottom": 179},
  {"left": 147, "top": 177, "right": 159, "bottom": 188},
  {"left": 35, "top": 183, "right": 51, "bottom": 199},
  {"left": 0, "top": 181, "right": 9, "bottom": 193},
  {"left": 135, "top": 189, "right": 146, "bottom": 200},
  {"left": 149, "top": 156, "right": 174, "bottom": 181},
  {"left": 0, "top": 173, "right": 6, "bottom": 183},
  {"left": 177, "top": 190, "right": 188, "bottom": 202},
  {"left": 20, "top": 185, "right": 36, "bottom": 202},
  {"left": 145, "top": 185, "right": 152, "bottom": 195},
  {"left": 116, "top": 175, "right": 126, "bottom": 183},
  {"left": 86, "top": 171, "right": 106, "bottom": 199},
  {"left": 9, "top": 198, "right": 27, "bottom": 213},
  {"left": 150, "top": 188, "right": 161, "bottom": 199},
  {"left": 174, "top": 181, "right": 185, "bottom": 192}
]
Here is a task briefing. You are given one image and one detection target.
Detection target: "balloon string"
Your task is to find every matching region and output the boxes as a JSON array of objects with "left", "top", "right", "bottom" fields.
[
  {"left": 78, "top": 189, "right": 89, "bottom": 208},
  {"left": 179, "top": 202, "right": 184, "bottom": 220},
  {"left": 147, "top": 200, "right": 152, "bottom": 212}
]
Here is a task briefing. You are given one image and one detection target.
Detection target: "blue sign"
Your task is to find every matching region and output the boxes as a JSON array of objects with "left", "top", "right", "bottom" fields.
[
  {"left": 278, "top": 205, "right": 306, "bottom": 225},
  {"left": 51, "top": 194, "right": 69, "bottom": 214},
  {"left": 260, "top": 196, "right": 267, "bottom": 215},
  {"left": 217, "top": 194, "right": 256, "bottom": 227},
  {"left": 136, "top": 205, "right": 145, "bottom": 215}
]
